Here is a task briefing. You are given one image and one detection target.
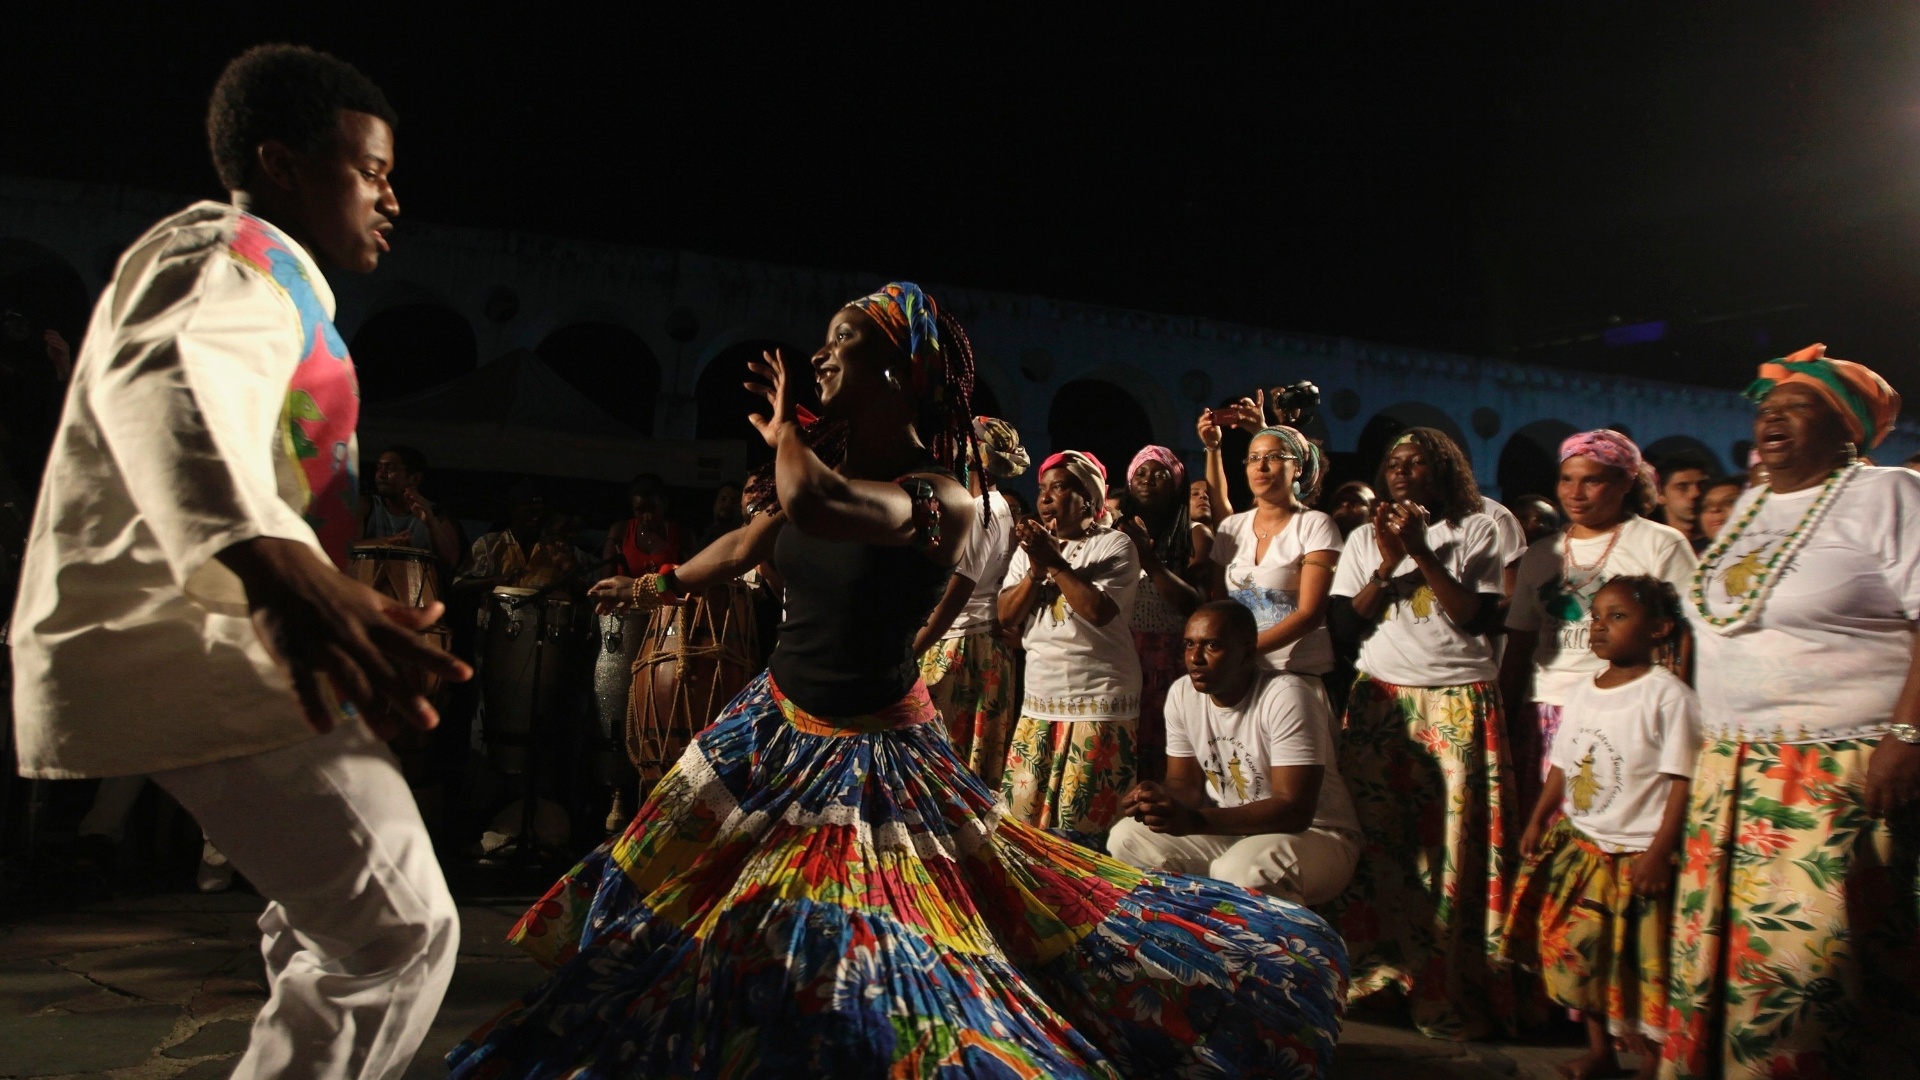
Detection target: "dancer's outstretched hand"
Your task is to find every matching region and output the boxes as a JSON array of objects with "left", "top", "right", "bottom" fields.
[
  {"left": 218, "top": 537, "right": 472, "bottom": 738},
  {"left": 744, "top": 348, "right": 800, "bottom": 447}
]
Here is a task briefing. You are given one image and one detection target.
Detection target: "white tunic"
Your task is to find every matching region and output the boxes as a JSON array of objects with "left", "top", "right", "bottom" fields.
[{"left": 12, "top": 203, "right": 342, "bottom": 778}]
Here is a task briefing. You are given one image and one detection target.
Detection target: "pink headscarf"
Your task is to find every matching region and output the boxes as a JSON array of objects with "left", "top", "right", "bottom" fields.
[
  {"left": 1559, "top": 428, "right": 1657, "bottom": 487},
  {"left": 1039, "top": 449, "right": 1110, "bottom": 524},
  {"left": 1127, "top": 445, "right": 1186, "bottom": 489}
]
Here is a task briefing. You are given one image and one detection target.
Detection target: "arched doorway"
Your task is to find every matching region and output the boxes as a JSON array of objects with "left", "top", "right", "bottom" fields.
[
  {"left": 537, "top": 322, "right": 661, "bottom": 435},
  {"left": 1640, "top": 435, "right": 1724, "bottom": 478},
  {"left": 1048, "top": 379, "right": 1153, "bottom": 500},
  {"left": 696, "top": 340, "right": 808, "bottom": 471},
  {"left": 1497, "top": 419, "right": 1578, "bottom": 504},
  {"left": 351, "top": 303, "right": 477, "bottom": 402}
]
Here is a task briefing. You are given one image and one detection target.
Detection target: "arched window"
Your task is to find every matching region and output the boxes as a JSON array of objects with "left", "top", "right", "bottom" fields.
[
  {"left": 537, "top": 322, "right": 661, "bottom": 435},
  {"left": 351, "top": 303, "right": 477, "bottom": 402},
  {"left": 1497, "top": 419, "right": 1579, "bottom": 504},
  {"left": 1048, "top": 379, "right": 1154, "bottom": 497},
  {"left": 697, "top": 341, "right": 807, "bottom": 468}
]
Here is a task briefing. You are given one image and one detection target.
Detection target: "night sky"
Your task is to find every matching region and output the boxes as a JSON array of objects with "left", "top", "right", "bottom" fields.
[{"left": 6, "top": 3, "right": 1920, "bottom": 401}]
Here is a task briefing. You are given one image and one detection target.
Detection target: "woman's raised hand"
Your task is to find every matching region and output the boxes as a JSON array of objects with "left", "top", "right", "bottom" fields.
[
  {"left": 744, "top": 348, "right": 799, "bottom": 448},
  {"left": 1196, "top": 407, "right": 1222, "bottom": 450}
]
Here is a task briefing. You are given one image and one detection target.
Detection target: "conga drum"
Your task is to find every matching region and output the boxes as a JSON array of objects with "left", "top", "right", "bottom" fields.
[
  {"left": 348, "top": 544, "right": 451, "bottom": 758},
  {"left": 480, "top": 586, "right": 591, "bottom": 774},
  {"left": 626, "top": 581, "right": 760, "bottom": 794},
  {"left": 591, "top": 613, "right": 647, "bottom": 746}
]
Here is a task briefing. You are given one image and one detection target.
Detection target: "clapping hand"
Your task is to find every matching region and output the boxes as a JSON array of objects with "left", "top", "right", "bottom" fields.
[
  {"left": 1387, "top": 500, "right": 1434, "bottom": 559},
  {"left": 1016, "top": 518, "right": 1066, "bottom": 573},
  {"left": 1372, "top": 502, "right": 1409, "bottom": 567},
  {"left": 1115, "top": 514, "right": 1160, "bottom": 566}
]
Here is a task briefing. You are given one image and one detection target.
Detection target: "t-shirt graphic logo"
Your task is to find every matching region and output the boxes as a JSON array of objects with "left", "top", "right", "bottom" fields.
[
  {"left": 1227, "top": 570, "right": 1296, "bottom": 631},
  {"left": 1408, "top": 582, "right": 1437, "bottom": 621},
  {"left": 1722, "top": 549, "right": 1766, "bottom": 598}
]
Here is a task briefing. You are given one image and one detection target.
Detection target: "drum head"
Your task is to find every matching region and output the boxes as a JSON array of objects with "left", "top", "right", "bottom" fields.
[
  {"left": 492, "top": 586, "right": 540, "bottom": 598},
  {"left": 351, "top": 543, "right": 434, "bottom": 561}
]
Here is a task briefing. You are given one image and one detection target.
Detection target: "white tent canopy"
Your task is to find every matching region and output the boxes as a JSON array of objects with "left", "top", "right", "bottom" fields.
[{"left": 357, "top": 349, "right": 745, "bottom": 486}]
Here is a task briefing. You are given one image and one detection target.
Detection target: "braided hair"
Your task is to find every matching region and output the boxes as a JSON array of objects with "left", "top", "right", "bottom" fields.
[
  {"left": 1597, "top": 574, "right": 1684, "bottom": 631},
  {"left": 925, "top": 309, "right": 978, "bottom": 487}
]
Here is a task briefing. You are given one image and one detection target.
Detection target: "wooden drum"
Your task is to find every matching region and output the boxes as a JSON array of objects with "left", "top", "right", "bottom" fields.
[
  {"left": 348, "top": 543, "right": 452, "bottom": 748},
  {"left": 626, "top": 582, "right": 760, "bottom": 795}
]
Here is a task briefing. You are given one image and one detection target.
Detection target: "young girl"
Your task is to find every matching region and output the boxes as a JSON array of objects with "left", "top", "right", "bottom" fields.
[{"left": 1501, "top": 575, "right": 1701, "bottom": 1080}]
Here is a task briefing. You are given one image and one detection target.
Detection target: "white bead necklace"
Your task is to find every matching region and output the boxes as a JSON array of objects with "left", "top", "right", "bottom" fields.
[{"left": 1690, "top": 462, "right": 1858, "bottom": 633}]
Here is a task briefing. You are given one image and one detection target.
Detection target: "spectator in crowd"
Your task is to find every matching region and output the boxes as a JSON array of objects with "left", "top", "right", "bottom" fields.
[
  {"left": 1653, "top": 453, "right": 1714, "bottom": 553},
  {"left": 1110, "top": 601, "right": 1361, "bottom": 905},
  {"left": 1694, "top": 475, "right": 1745, "bottom": 542},
  {"left": 1325, "top": 480, "right": 1377, "bottom": 539},
  {"left": 1512, "top": 494, "right": 1561, "bottom": 546},
  {"left": 603, "top": 472, "right": 682, "bottom": 579},
  {"left": 1114, "top": 445, "right": 1205, "bottom": 780},
  {"left": 695, "top": 479, "right": 745, "bottom": 550}
]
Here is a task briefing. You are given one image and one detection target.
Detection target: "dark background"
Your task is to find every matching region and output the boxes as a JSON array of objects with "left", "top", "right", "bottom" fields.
[{"left": 5, "top": 2, "right": 1919, "bottom": 401}]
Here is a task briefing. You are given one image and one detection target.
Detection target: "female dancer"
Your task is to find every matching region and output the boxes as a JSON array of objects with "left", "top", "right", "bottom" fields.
[
  {"left": 1499, "top": 430, "right": 1695, "bottom": 811},
  {"left": 453, "top": 284, "right": 1348, "bottom": 1079},
  {"left": 1322, "top": 427, "right": 1518, "bottom": 1040},
  {"left": 912, "top": 415, "right": 1028, "bottom": 785},
  {"left": 1114, "top": 445, "right": 1204, "bottom": 781},
  {"left": 998, "top": 450, "right": 1145, "bottom": 837},
  {"left": 1669, "top": 346, "right": 1920, "bottom": 1077}
]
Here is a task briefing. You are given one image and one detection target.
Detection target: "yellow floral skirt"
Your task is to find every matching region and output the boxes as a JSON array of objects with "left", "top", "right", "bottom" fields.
[
  {"left": 1001, "top": 714, "right": 1138, "bottom": 838},
  {"left": 917, "top": 630, "right": 1017, "bottom": 787}
]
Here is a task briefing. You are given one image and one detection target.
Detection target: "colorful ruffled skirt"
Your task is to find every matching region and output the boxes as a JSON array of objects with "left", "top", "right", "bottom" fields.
[
  {"left": 1497, "top": 817, "right": 1671, "bottom": 1040},
  {"left": 1661, "top": 736, "right": 1920, "bottom": 1079},
  {"left": 448, "top": 673, "right": 1348, "bottom": 1078},
  {"left": 1318, "top": 675, "right": 1522, "bottom": 1040},
  {"left": 918, "top": 630, "right": 1017, "bottom": 787}
]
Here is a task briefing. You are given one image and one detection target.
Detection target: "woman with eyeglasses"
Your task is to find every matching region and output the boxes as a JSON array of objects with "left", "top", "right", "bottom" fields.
[
  {"left": 1195, "top": 414, "right": 1343, "bottom": 683},
  {"left": 1320, "top": 427, "right": 1520, "bottom": 1041}
]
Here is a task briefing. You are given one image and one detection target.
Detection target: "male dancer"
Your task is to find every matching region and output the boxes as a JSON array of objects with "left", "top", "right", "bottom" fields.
[{"left": 12, "top": 46, "right": 468, "bottom": 1080}]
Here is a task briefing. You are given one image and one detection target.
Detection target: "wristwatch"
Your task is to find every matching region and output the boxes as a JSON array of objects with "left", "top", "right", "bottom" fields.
[
  {"left": 1889, "top": 723, "right": 1920, "bottom": 745},
  {"left": 1370, "top": 568, "right": 1393, "bottom": 587}
]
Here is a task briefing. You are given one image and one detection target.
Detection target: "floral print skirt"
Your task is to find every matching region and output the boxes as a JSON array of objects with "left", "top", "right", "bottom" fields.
[
  {"left": 447, "top": 672, "right": 1348, "bottom": 1079},
  {"left": 1319, "top": 674, "right": 1522, "bottom": 1040},
  {"left": 1661, "top": 737, "right": 1920, "bottom": 1079},
  {"left": 1133, "top": 629, "right": 1183, "bottom": 783},
  {"left": 918, "top": 630, "right": 1017, "bottom": 788},
  {"left": 1498, "top": 817, "right": 1671, "bottom": 1040},
  {"left": 1001, "top": 714, "right": 1139, "bottom": 839}
]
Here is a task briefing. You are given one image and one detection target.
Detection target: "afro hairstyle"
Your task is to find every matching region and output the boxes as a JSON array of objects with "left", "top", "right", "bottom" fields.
[{"left": 207, "top": 44, "right": 397, "bottom": 192}]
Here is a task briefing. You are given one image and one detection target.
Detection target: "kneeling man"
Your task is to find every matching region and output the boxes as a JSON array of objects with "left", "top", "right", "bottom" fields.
[{"left": 1112, "top": 601, "right": 1361, "bottom": 905}]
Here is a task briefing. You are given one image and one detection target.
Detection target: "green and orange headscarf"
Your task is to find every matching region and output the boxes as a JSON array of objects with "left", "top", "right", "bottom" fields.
[
  {"left": 844, "top": 281, "right": 977, "bottom": 483},
  {"left": 1746, "top": 343, "right": 1901, "bottom": 449}
]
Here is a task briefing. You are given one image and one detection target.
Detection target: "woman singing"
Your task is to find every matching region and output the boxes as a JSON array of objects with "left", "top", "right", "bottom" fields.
[
  {"left": 1668, "top": 345, "right": 1920, "bottom": 1078},
  {"left": 451, "top": 283, "right": 1348, "bottom": 1079}
]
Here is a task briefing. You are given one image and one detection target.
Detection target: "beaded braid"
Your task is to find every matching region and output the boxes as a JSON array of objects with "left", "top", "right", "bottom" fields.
[{"left": 924, "top": 308, "right": 978, "bottom": 488}]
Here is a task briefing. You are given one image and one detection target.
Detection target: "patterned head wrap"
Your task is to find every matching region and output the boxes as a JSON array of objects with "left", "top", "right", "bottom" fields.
[
  {"left": 1128, "top": 445, "right": 1186, "bottom": 489},
  {"left": 1254, "top": 426, "right": 1325, "bottom": 503},
  {"left": 848, "top": 282, "right": 942, "bottom": 399},
  {"left": 1745, "top": 343, "right": 1901, "bottom": 449},
  {"left": 1558, "top": 428, "right": 1657, "bottom": 488},
  {"left": 1039, "top": 449, "right": 1108, "bottom": 525},
  {"left": 971, "top": 416, "right": 1029, "bottom": 480}
]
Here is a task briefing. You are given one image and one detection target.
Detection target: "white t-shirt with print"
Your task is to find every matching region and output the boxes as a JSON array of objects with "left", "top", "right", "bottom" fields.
[
  {"left": 1211, "top": 509, "right": 1343, "bottom": 674},
  {"left": 1482, "top": 497, "right": 1528, "bottom": 569},
  {"left": 1331, "top": 513, "right": 1506, "bottom": 686},
  {"left": 1164, "top": 672, "right": 1361, "bottom": 835},
  {"left": 1687, "top": 466, "right": 1920, "bottom": 743},
  {"left": 1550, "top": 666, "right": 1702, "bottom": 852},
  {"left": 1506, "top": 516, "right": 1697, "bottom": 705},
  {"left": 1004, "top": 525, "right": 1143, "bottom": 720},
  {"left": 945, "top": 491, "right": 1016, "bottom": 638}
]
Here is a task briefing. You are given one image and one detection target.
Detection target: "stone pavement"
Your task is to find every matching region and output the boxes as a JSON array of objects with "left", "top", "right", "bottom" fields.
[{"left": 0, "top": 891, "right": 1613, "bottom": 1079}]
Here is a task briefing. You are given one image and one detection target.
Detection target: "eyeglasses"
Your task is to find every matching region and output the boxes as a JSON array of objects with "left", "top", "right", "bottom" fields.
[{"left": 1242, "top": 452, "right": 1298, "bottom": 466}]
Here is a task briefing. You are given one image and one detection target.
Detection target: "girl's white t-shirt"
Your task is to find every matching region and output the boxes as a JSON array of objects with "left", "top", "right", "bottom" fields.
[
  {"left": 1211, "top": 509, "right": 1343, "bottom": 674},
  {"left": 944, "top": 491, "right": 1016, "bottom": 638},
  {"left": 1004, "top": 525, "right": 1143, "bottom": 720},
  {"left": 1506, "top": 516, "right": 1697, "bottom": 705},
  {"left": 1550, "top": 666, "right": 1702, "bottom": 852},
  {"left": 1687, "top": 466, "right": 1920, "bottom": 743},
  {"left": 1330, "top": 512, "right": 1505, "bottom": 686}
]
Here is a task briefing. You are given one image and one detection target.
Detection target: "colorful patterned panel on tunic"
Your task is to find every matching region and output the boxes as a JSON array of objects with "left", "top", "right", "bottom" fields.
[
  {"left": 1662, "top": 737, "right": 1920, "bottom": 1079},
  {"left": 1498, "top": 816, "right": 1672, "bottom": 1039},
  {"left": 450, "top": 672, "right": 1349, "bottom": 1079},
  {"left": 228, "top": 213, "right": 359, "bottom": 569},
  {"left": 1320, "top": 674, "right": 1525, "bottom": 1040},
  {"left": 1002, "top": 713, "right": 1140, "bottom": 839},
  {"left": 918, "top": 630, "right": 1017, "bottom": 787}
]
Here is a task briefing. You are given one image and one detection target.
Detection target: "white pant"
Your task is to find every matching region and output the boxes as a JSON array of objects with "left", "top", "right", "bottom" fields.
[
  {"left": 155, "top": 721, "right": 459, "bottom": 1080},
  {"left": 1108, "top": 816, "right": 1360, "bottom": 905}
]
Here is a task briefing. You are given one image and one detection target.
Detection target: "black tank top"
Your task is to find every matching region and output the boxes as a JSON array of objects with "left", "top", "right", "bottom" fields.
[{"left": 768, "top": 513, "right": 953, "bottom": 718}]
